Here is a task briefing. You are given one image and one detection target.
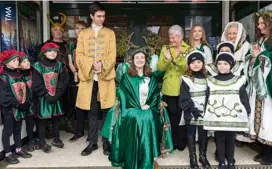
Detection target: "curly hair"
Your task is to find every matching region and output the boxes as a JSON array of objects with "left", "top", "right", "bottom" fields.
[{"left": 255, "top": 11, "right": 272, "bottom": 40}]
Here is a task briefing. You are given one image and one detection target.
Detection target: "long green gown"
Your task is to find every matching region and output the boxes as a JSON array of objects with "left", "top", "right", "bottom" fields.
[{"left": 101, "top": 73, "right": 173, "bottom": 169}]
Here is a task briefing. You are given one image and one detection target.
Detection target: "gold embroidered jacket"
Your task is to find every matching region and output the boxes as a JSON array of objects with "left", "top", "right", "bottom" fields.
[{"left": 76, "top": 27, "right": 116, "bottom": 110}]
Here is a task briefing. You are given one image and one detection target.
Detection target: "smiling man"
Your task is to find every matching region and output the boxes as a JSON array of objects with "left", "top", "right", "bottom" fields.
[{"left": 75, "top": 1, "right": 116, "bottom": 156}]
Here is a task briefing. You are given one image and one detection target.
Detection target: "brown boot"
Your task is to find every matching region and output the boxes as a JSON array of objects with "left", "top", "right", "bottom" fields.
[{"left": 154, "top": 160, "right": 160, "bottom": 169}]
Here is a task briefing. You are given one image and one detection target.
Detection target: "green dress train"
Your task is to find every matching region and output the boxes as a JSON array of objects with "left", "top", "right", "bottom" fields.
[{"left": 101, "top": 73, "right": 173, "bottom": 169}]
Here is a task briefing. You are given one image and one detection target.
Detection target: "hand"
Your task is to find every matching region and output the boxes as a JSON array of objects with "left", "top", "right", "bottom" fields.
[
  {"left": 252, "top": 45, "right": 261, "bottom": 58},
  {"left": 45, "top": 95, "right": 58, "bottom": 104},
  {"left": 163, "top": 50, "right": 172, "bottom": 61},
  {"left": 141, "top": 105, "right": 150, "bottom": 110},
  {"left": 92, "top": 61, "right": 100, "bottom": 71},
  {"left": 249, "top": 57, "right": 256, "bottom": 66},
  {"left": 18, "top": 102, "right": 31, "bottom": 111},
  {"left": 93, "top": 61, "right": 102, "bottom": 73},
  {"left": 192, "top": 110, "right": 203, "bottom": 120},
  {"left": 73, "top": 72, "right": 78, "bottom": 82},
  {"left": 260, "top": 56, "right": 266, "bottom": 61}
]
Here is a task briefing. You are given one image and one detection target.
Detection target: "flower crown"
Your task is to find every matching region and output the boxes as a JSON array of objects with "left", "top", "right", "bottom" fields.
[{"left": 254, "top": 10, "right": 272, "bottom": 22}]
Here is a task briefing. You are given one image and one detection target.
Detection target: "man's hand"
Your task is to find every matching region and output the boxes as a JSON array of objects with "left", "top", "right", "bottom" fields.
[
  {"left": 74, "top": 72, "right": 78, "bottom": 82},
  {"left": 93, "top": 61, "right": 102, "bottom": 73}
]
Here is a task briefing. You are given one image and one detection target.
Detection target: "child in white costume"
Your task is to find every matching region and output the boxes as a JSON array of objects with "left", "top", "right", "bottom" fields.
[
  {"left": 179, "top": 51, "right": 211, "bottom": 169},
  {"left": 203, "top": 52, "right": 250, "bottom": 169}
]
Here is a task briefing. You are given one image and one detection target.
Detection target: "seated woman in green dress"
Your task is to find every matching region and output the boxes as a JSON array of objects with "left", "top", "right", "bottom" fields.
[{"left": 101, "top": 49, "right": 173, "bottom": 169}]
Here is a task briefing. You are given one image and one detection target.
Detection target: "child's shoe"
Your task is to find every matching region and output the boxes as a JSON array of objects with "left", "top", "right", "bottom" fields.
[{"left": 5, "top": 154, "right": 19, "bottom": 164}]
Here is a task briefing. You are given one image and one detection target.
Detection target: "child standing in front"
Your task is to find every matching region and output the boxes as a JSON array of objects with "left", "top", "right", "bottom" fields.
[
  {"left": 0, "top": 50, "right": 32, "bottom": 164},
  {"left": 179, "top": 51, "right": 211, "bottom": 169},
  {"left": 203, "top": 52, "right": 250, "bottom": 169},
  {"left": 32, "top": 42, "right": 68, "bottom": 153}
]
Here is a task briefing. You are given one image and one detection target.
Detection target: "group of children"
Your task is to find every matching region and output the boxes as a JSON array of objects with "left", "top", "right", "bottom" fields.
[
  {"left": 180, "top": 41, "right": 250, "bottom": 169},
  {"left": 0, "top": 42, "right": 68, "bottom": 164}
]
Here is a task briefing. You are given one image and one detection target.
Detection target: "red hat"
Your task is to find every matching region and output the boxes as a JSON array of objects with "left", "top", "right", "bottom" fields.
[
  {"left": 19, "top": 52, "right": 29, "bottom": 63},
  {"left": 0, "top": 49, "right": 19, "bottom": 73},
  {"left": 41, "top": 42, "right": 60, "bottom": 54}
]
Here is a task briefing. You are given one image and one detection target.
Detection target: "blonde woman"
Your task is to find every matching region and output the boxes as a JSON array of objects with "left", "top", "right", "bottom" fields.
[{"left": 188, "top": 24, "right": 213, "bottom": 65}]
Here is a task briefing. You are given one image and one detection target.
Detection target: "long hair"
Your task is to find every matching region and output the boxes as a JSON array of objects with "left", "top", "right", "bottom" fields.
[
  {"left": 184, "top": 64, "right": 207, "bottom": 82},
  {"left": 255, "top": 15, "right": 272, "bottom": 40},
  {"left": 127, "top": 51, "right": 152, "bottom": 77},
  {"left": 188, "top": 24, "right": 209, "bottom": 47}
]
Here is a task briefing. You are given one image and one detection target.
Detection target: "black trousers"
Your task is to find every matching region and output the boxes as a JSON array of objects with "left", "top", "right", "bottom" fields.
[
  {"left": 163, "top": 95, "right": 187, "bottom": 150},
  {"left": 25, "top": 115, "right": 35, "bottom": 142},
  {"left": 38, "top": 116, "right": 60, "bottom": 143},
  {"left": 215, "top": 131, "right": 236, "bottom": 163},
  {"left": 81, "top": 81, "right": 109, "bottom": 144},
  {"left": 65, "top": 85, "right": 78, "bottom": 122},
  {"left": 2, "top": 116, "right": 22, "bottom": 154},
  {"left": 187, "top": 125, "right": 207, "bottom": 140}
]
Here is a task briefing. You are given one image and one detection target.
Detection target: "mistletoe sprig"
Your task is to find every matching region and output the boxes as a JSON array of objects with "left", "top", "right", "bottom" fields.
[
  {"left": 116, "top": 32, "right": 138, "bottom": 58},
  {"left": 142, "top": 33, "right": 164, "bottom": 55}
]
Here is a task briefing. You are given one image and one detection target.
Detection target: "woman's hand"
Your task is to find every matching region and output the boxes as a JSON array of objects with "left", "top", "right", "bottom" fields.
[
  {"left": 252, "top": 44, "right": 261, "bottom": 58},
  {"left": 163, "top": 50, "right": 172, "bottom": 61},
  {"left": 141, "top": 105, "right": 150, "bottom": 110}
]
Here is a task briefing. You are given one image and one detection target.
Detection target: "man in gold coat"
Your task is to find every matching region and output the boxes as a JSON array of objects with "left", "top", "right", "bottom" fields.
[{"left": 75, "top": 1, "right": 116, "bottom": 156}]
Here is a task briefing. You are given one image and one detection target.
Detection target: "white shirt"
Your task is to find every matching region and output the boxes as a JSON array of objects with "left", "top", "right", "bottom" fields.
[{"left": 91, "top": 23, "right": 102, "bottom": 81}]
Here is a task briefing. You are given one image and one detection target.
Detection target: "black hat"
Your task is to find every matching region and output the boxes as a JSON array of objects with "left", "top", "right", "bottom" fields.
[
  {"left": 187, "top": 51, "right": 205, "bottom": 65},
  {"left": 217, "top": 41, "right": 235, "bottom": 54},
  {"left": 216, "top": 52, "right": 235, "bottom": 68}
]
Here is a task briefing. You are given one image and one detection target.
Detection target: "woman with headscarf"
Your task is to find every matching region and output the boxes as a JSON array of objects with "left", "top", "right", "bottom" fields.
[{"left": 221, "top": 22, "right": 250, "bottom": 76}]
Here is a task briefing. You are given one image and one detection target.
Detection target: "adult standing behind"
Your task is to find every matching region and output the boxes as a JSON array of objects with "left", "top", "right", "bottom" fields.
[
  {"left": 75, "top": 1, "right": 116, "bottom": 156},
  {"left": 249, "top": 10, "right": 272, "bottom": 165},
  {"left": 157, "top": 25, "right": 193, "bottom": 151},
  {"left": 188, "top": 24, "right": 213, "bottom": 65},
  {"left": 221, "top": 22, "right": 250, "bottom": 76}
]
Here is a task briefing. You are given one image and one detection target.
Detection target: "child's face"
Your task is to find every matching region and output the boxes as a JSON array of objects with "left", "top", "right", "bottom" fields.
[
  {"left": 6, "top": 57, "right": 19, "bottom": 69},
  {"left": 19, "top": 58, "right": 31, "bottom": 70},
  {"left": 189, "top": 60, "right": 203, "bottom": 72},
  {"left": 219, "top": 46, "right": 232, "bottom": 53},
  {"left": 217, "top": 60, "right": 231, "bottom": 74},
  {"left": 45, "top": 50, "right": 58, "bottom": 60},
  {"left": 75, "top": 24, "right": 86, "bottom": 37}
]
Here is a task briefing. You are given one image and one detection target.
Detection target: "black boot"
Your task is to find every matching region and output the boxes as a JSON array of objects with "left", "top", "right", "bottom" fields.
[
  {"left": 103, "top": 141, "right": 111, "bottom": 155},
  {"left": 260, "top": 146, "right": 272, "bottom": 165},
  {"left": 45, "top": 121, "right": 53, "bottom": 139},
  {"left": 199, "top": 138, "right": 211, "bottom": 169},
  {"left": 214, "top": 150, "right": 219, "bottom": 162},
  {"left": 187, "top": 137, "right": 200, "bottom": 169},
  {"left": 227, "top": 162, "right": 236, "bottom": 169},
  {"left": 254, "top": 145, "right": 265, "bottom": 162},
  {"left": 218, "top": 163, "right": 226, "bottom": 169}
]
